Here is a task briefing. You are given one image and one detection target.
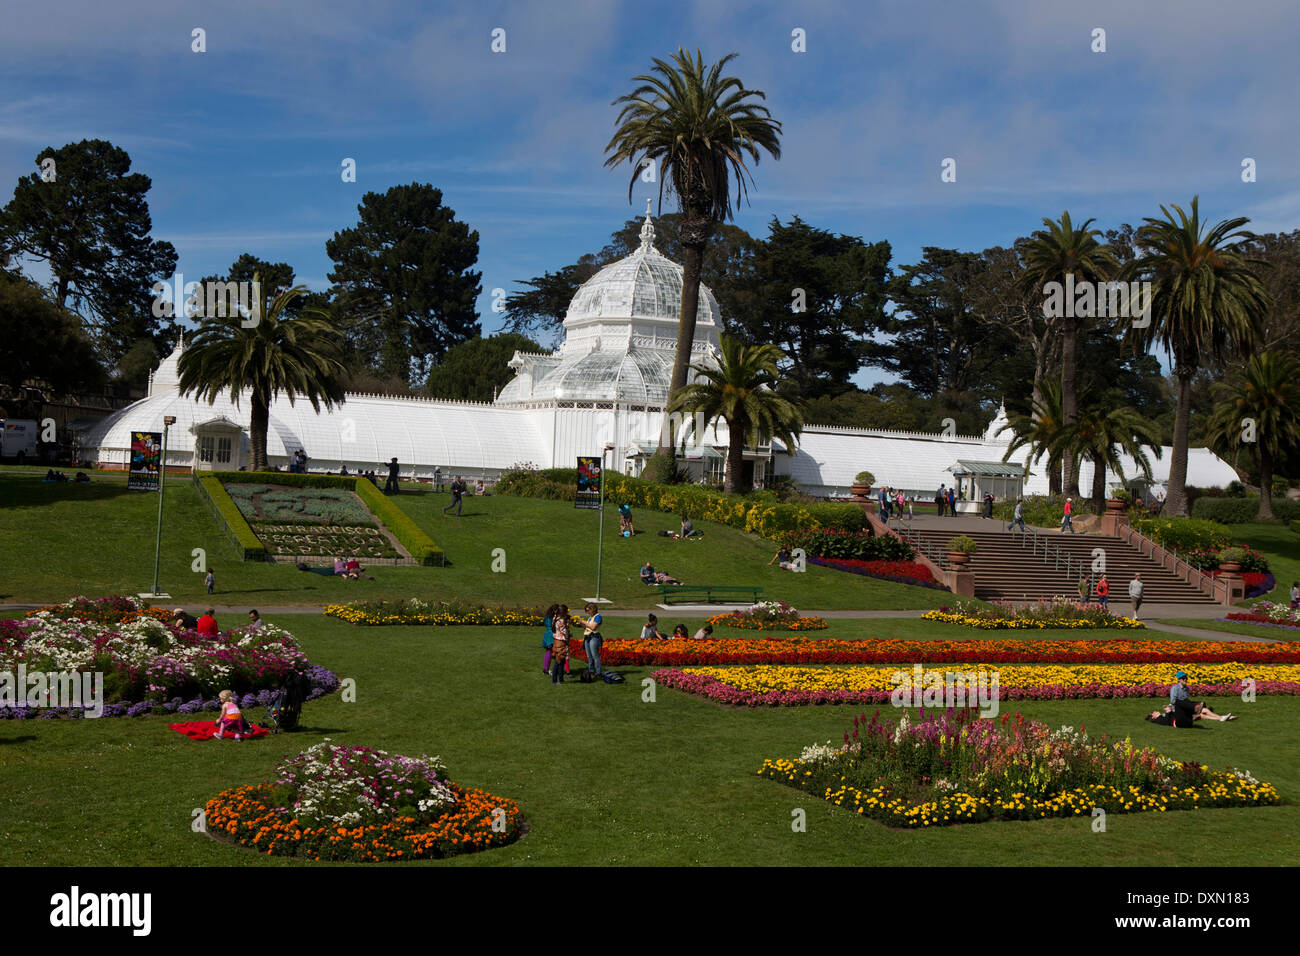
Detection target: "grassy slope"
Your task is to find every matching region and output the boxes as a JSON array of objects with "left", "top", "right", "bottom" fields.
[
  {"left": 1158, "top": 618, "right": 1297, "bottom": 641},
  {"left": 0, "top": 471, "right": 949, "bottom": 610},
  {"left": 0, "top": 615, "right": 1294, "bottom": 867},
  {"left": 1228, "top": 522, "right": 1300, "bottom": 606}
]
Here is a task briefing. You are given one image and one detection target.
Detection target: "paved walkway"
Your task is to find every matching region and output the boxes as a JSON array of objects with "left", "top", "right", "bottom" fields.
[{"left": 2, "top": 602, "right": 1278, "bottom": 643}]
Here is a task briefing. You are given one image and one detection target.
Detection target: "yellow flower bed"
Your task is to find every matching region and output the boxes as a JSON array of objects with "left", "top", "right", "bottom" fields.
[
  {"left": 923, "top": 610, "right": 1144, "bottom": 630},
  {"left": 757, "top": 758, "right": 1280, "bottom": 827},
  {"left": 324, "top": 604, "right": 543, "bottom": 627},
  {"left": 683, "top": 663, "right": 1300, "bottom": 695}
]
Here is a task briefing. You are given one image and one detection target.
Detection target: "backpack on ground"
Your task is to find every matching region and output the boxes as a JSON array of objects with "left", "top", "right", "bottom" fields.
[
  {"left": 579, "top": 670, "right": 595, "bottom": 683},
  {"left": 602, "top": 671, "right": 625, "bottom": 684}
]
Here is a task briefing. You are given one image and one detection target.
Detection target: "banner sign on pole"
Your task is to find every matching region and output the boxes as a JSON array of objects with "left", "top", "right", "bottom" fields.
[
  {"left": 129, "top": 431, "right": 163, "bottom": 491},
  {"left": 576, "top": 456, "right": 602, "bottom": 510}
]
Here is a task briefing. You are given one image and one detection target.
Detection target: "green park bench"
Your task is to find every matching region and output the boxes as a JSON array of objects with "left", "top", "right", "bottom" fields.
[{"left": 658, "top": 584, "right": 763, "bottom": 605}]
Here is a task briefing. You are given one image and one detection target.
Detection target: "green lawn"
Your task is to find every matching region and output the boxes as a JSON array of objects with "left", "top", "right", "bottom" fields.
[
  {"left": 1228, "top": 522, "right": 1300, "bottom": 606},
  {"left": 1158, "top": 618, "right": 1297, "bottom": 641},
  {"left": 0, "top": 470, "right": 950, "bottom": 610},
  {"left": 1, "top": 613, "right": 1293, "bottom": 866}
]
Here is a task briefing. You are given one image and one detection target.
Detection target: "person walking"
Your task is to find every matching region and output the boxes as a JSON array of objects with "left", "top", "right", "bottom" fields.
[
  {"left": 1060, "top": 497, "right": 1075, "bottom": 533},
  {"left": 1096, "top": 574, "right": 1110, "bottom": 610},
  {"left": 1129, "top": 572, "right": 1144, "bottom": 620},
  {"left": 384, "top": 457, "right": 400, "bottom": 494},
  {"left": 205, "top": 567, "right": 215, "bottom": 594},
  {"left": 1007, "top": 497, "right": 1026, "bottom": 533},
  {"left": 1077, "top": 575, "right": 1090, "bottom": 604},
  {"left": 442, "top": 476, "right": 465, "bottom": 516}
]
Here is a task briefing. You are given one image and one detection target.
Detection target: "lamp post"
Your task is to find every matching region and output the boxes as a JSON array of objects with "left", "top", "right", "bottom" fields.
[
  {"left": 149, "top": 415, "right": 177, "bottom": 597},
  {"left": 593, "top": 442, "right": 614, "bottom": 604}
]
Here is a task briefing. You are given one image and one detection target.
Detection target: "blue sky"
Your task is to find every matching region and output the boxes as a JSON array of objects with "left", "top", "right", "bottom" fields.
[{"left": 3, "top": 0, "right": 1298, "bottom": 383}]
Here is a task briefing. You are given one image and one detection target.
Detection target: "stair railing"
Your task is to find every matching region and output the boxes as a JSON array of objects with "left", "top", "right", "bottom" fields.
[
  {"left": 1006, "top": 521, "right": 1083, "bottom": 586},
  {"left": 1117, "top": 523, "right": 1229, "bottom": 603}
]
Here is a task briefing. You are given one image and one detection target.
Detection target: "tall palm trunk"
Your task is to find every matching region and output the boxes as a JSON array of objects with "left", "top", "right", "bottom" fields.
[
  {"left": 1061, "top": 313, "right": 1079, "bottom": 496},
  {"left": 250, "top": 390, "right": 271, "bottom": 471},
  {"left": 726, "top": 426, "right": 745, "bottom": 494},
  {"left": 1090, "top": 450, "right": 1107, "bottom": 513},
  {"left": 1165, "top": 365, "right": 1194, "bottom": 517},
  {"left": 664, "top": 210, "right": 711, "bottom": 454},
  {"left": 1258, "top": 446, "right": 1275, "bottom": 521}
]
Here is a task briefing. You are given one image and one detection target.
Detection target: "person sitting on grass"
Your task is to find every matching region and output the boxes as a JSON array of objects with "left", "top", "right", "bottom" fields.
[
  {"left": 1145, "top": 702, "right": 1236, "bottom": 726},
  {"left": 172, "top": 607, "right": 197, "bottom": 630},
  {"left": 693, "top": 624, "right": 714, "bottom": 640},
  {"left": 196, "top": 608, "right": 219, "bottom": 638},
  {"left": 670, "top": 624, "right": 689, "bottom": 640},
  {"left": 344, "top": 558, "right": 373, "bottom": 580},
  {"left": 679, "top": 515, "right": 694, "bottom": 539},
  {"left": 768, "top": 546, "right": 796, "bottom": 571},
  {"left": 1291, "top": 581, "right": 1299, "bottom": 608},
  {"left": 640, "top": 561, "right": 680, "bottom": 585},
  {"left": 639, "top": 613, "right": 667, "bottom": 640},
  {"left": 1165, "top": 670, "right": 1236, "bottom": 724},
  {"left": 333, "top": 557, "right": 347, "bottom": 576}
]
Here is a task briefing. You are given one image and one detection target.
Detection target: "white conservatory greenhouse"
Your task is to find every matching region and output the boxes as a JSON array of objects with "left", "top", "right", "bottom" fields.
[{"left": 81, "top": 205, "right": 1241, "bottom": 499}]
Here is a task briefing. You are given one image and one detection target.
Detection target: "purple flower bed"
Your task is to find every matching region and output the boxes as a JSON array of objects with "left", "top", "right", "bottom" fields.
[
  {"left": 0, "top": 668, "right": 339, "bottom": 719},
  {"left": 648, "top": 668, "right": 1300, "bottom": 708},
  {"left": 807, "top": 555, "right": 950, "bottom": 591}
]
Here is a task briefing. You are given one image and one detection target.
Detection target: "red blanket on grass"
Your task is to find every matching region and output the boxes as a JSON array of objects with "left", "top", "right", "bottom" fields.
[{"left": 168, "top": 720, "right": 269, "bottom": 740}]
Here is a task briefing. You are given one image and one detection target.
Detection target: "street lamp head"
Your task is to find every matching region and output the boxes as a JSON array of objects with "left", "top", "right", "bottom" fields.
[{"left": 163, "top": 416, "right": 177, "bottom": 426}]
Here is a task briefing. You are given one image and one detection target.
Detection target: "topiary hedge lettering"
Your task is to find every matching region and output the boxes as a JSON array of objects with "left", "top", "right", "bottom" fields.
[{"left": 196, "top": 475, "right": 268, "bottom": 560}]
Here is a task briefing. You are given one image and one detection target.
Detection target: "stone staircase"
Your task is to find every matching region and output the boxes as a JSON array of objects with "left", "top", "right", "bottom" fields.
[{"left": 900, "top": 520, "right": 1219, "bottom": 605}]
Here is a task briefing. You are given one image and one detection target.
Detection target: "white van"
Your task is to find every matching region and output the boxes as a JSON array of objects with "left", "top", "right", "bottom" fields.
[{"left": 0, "top": 419, "right": 40, "bottom": 464}]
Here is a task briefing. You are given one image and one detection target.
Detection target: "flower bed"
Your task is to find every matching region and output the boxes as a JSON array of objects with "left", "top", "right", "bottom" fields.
[
  {"left": 24, "top": 595, "right": 174, "bottom": 628},
  {"left": 204, "top": 741, "right": 525, "bottom": 861},
  {"left": 707, "top": 611, "right": 829, "bottom": 632},
  {"left": 759, "top": 708, "right": 1279, "bottom": 827},
  {"left": 807, "top": 556, "right": 947, "bottom": 590},
  {"left": 650, "top": 664, "right": 1300, "bottom": 707},
  {"left": 325, "top": 599, "right": 547, "bottom": 627},
  {"left": 924, "top": 598, "right": 1143, "bottom": 630},
  {"left": 591, "top": 637, "right": 1300, "bottom": 667},
  {"left": 2, "top": 596, "right": 336, "bottom": 718},
  {"left": 226, "top": 483, "right": 376, "bottom": 525},
  {"left": 1225, "top": 601, "right": 1300, "bottom": 627},
  {"left": 255, "top": 523, "right": 399, "bottom": 559}
]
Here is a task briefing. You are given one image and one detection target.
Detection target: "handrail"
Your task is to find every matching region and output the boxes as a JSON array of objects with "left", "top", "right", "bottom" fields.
[
  {"left": 1006, "top": 521, "right": 1083, "bottom": 584},
  {"left": 1118, "top": 522, "right": 1229, "bottom": 604}
]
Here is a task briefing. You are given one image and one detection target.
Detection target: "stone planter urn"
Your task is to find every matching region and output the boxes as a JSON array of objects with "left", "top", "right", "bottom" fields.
[
  {"left": 1218, "top": 562, "right": 1242, "bottom": 574},
  {"left": 850, "top": 483, "right": 872, "bottom": 499},
  {"left": 1106, "top": 498, "right": 1126, "bottom": 513},
  {"left": 947, "top": 552, "right": 971, "bottom": 568}
]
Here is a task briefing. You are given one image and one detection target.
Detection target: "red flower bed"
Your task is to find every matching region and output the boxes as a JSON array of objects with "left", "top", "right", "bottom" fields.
[
  {"left": 570, "top": 637, "right": 1300, "bottom": 667},
  {"left": 816, "top": 558, "right": 935, "bottom": 582}
]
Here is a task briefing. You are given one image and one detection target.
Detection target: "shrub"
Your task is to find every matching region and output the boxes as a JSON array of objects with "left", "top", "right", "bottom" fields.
[
  {"left": 1219, "top": 547, "right": 1248, "bottom": 564},
  {"left": 947, "top": 535, "right": 978, "bottom": 554},
  {"left": 197, "top": 475, "right": 267, "bottom": 560},
  {"left": 1111, "top": 488, "right": 1130, "bottom": 502},
  {"left": 216, "top": 470, "right": 357, "bottom": 490},
  {"left": 1191, "top": 496, "right": 1300, "bottom": 524},
  {"left": 353, "top": 480, "right": 444, "bottom": 566},
  {"left": 640, "top": 452, "right": 690, "bottom": 485},
  {"left": 779, "top": 528, "right": 915, "bottom": 561},
  {"left": 1130, "top": 516, "right": 1231, "bottom": 553},
  {"left": 854, "top": 471, "right": 875, "bottom": 486}
]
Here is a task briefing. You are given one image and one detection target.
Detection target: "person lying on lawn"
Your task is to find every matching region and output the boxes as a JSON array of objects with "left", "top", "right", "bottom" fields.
[{"left": 640, "top": 561, "right": 680, "bottom": 585}]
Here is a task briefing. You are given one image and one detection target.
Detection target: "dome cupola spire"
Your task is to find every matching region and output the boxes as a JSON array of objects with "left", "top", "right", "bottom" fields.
[{"left": 639, "top": 198, "right": 656, "bottom": 251}]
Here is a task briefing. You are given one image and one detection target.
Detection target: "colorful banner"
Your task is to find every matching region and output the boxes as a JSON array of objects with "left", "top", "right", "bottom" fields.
[
  {"left": 576, "top": 456, "right": 602, "bottom": 510},
  {"left": 128, "top": 431, "right": 162, "bottom": 491}
]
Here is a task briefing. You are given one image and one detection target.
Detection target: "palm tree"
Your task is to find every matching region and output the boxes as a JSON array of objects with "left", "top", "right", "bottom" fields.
[
  {"left": 667, "top": 337, "right": 802, "bottom": 493},
  {"left": 178, "top": 274, "right": 347, "bottom": 470},
  {"left": 1205, "top": 351, "right": 1300, "bottom": 520},
  {"left": 1052, "top": 403, "right": 1163, "bottom": 514},
  {"left": 1126, "top": 197, "right": 1269, "bottom": 516},
  {"left": 605, "top": 48, "right": 782, "bottom": 453},
  {"left": 997, "top": 380, "right": 1066, "bottom": 494},
  {"left": 1021, "top": 212, "right": 1118, "bottom": 497}
]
